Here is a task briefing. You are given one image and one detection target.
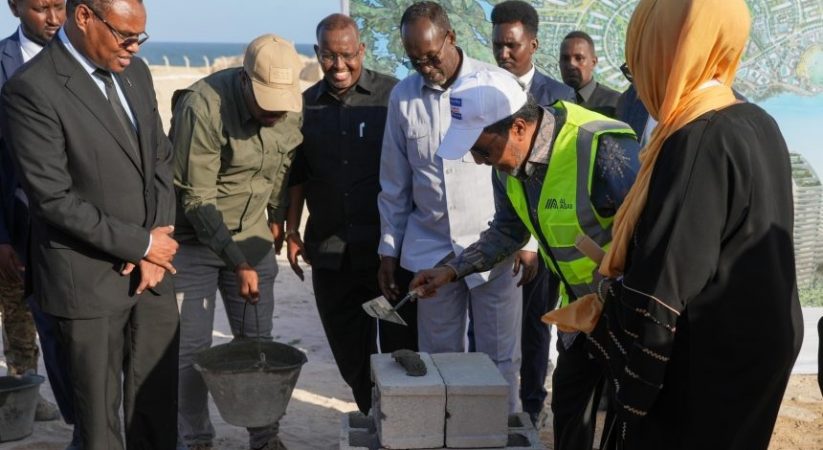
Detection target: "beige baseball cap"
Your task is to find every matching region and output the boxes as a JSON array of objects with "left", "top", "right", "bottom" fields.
[{"left": 243, "top": 34, "right": 303, "bottom": 112}]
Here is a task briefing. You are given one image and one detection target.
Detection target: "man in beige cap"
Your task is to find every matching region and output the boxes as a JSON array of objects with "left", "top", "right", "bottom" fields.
[{"left": 170, "top": 33, "right": 303, "bottom": 450}]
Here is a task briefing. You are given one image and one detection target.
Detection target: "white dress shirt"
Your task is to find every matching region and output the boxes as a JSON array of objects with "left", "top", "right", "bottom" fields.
[
  {"left": 517, "top": 64, "right": 536, "bottom": 91},
  {"left": 18, "top": 26, "right": 43, "bottom": 63},
  {"left": 378, "top": 55, "right": 509, "bottom": 289}
]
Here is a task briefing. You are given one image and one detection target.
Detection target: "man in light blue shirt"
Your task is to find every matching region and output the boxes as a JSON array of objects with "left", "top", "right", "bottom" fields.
[{"left": 377, "top": 1, "right": 526, "bottom": 411}]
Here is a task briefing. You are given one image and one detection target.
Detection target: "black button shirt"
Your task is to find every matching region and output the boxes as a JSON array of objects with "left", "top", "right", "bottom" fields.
[{"left": 289, "top": 68, "right": 397, "bottom": 270}]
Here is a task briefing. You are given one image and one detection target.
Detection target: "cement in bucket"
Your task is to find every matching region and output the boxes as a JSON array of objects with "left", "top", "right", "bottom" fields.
[
  {"left": 194, "top": 339, "right": 307, "bottom": 428},
  {"left": 0, "top": 374, "right": 45, "bottom": 442}
]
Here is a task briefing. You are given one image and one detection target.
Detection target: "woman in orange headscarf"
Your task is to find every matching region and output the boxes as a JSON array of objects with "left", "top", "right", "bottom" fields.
[{"left": 547, "top": 0, "right": 804, "bottom": 448}]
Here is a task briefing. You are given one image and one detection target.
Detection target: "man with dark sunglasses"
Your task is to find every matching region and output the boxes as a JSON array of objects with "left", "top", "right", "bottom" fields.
[
  {"left": 0, "top": 0, "right": 178, "bottom": 447},
  {"left": 377, "top": 1, "right": 524, "bottom": 412}
]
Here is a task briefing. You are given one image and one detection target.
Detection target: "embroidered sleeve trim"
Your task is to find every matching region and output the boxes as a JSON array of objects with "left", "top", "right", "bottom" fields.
[{"left": 622, "top": 282, "right": 680, "bottom": 316}]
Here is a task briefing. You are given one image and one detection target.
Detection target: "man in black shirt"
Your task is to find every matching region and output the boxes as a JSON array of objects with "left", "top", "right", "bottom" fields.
[
  {"left": 285, "top": 13, "right": 417, "bottom": 413},
  {"left": 559, "top": 30, "right": 620, "bottom": 117}
]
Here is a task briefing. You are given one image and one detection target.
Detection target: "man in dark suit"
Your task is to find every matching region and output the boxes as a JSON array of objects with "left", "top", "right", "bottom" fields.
[
  {"left": 0, "top": 0, "right": 179, "bottom": 448},
  {"left": 0, "top": 0, "right": 72, "bottom": 427},
  {"left": 489, "top": 0, "right": 569, "bottom": 426},
  {"left": 559, "top": 30, "right": 620, "bottom": 118}
]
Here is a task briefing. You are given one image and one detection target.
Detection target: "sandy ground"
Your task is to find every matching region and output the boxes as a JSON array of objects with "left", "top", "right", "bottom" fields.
[{"left": 0, "top": 66, "right": 821, "bottom": 449}]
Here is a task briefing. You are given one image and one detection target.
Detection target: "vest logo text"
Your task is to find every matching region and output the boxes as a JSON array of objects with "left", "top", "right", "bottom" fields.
[{"left": 545, "top": 198, "right": 573, "bottom": 210}]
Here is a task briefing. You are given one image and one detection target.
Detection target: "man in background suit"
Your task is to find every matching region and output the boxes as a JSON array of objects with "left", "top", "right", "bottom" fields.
[
  {"left": 0, "top": 0, "right": 66, "bottom": 425},
  {"left": 0, "top": 0, "right": 74, "bottom": 424},
  {"left": 1, "top": 0, "right": 179, "bottom": 448},
  {"left": 489, "top": 0, "right": 569, "bottom": 426},
  {"left": 559, "top": 30, "right": 620, "bottom": 117}
]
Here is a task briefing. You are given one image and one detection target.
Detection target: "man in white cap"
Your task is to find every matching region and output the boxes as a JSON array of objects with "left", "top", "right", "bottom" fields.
[
  {"left": 410, "top": 69, "right": 640, "bottom": 450},
  {"left": 170, "top": 33, "right": 303, "bottom": 450}
]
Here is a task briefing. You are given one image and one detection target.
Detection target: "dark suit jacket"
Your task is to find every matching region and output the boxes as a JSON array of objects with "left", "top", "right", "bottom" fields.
[
  {"left": 581, "top": 82, "right": 620, "bottom": 118},
  {"left": 530, "top": 69, "right": 575, "bottom": 107},
  {"left": 0, "top": 31, "right": 27, "bottom": 260},
  {"left": 616, "top": 84, "right": 749, "bottom": 137},
  {"left": 0, "top": 38, "right": 175, "bottom": 319},
  {"left": 616, "top": 84, "right": 648, "bottom": 136}
]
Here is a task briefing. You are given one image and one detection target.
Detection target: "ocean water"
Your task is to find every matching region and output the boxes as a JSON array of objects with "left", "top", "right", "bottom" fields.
[{"left": 138, "top": 41, "right": 315, "bottom": 67}]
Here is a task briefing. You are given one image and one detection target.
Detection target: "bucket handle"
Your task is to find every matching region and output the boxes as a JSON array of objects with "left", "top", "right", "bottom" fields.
[{"left": 240, "top": 302, "right": 262, "bottom": 340}]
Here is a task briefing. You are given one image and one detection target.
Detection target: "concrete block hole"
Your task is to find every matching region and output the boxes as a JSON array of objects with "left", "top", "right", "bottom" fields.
[
  {"left": 507, "top": 432, "right": 530, "bottom": 447},
  {"left": 349, "top": 429, "right": 380, "bottom": 449}
]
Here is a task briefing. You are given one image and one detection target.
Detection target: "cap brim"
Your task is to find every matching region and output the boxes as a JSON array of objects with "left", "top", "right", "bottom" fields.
[
  {"left": 436, "top": 126, "right": 484, "bottom": 160},
  {"left": 251, "top": 79, "right": 302, "bottom": 113}
]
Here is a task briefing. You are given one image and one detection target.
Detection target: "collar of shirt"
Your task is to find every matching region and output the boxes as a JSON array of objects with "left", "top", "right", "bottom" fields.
[
  {"left": 420, "top": 47, "right": 474, "bottom": 93},
  {"left": 58, "top": 28, "right": 100, "bottom": 79},
  {"left": 517, "top": 64, "right": 536, "bottom": 91},
  {"left": 313, "top": 68, "right": 376, "bottom": 103},
  {"left": 231, "top": 69, "right": 255, "bottom": 126},
  {"left": 512, "top": 106, "right": 558, "bottom": 180},
  {"left": 576, "top": 78, "right": 597, "bottom": 103},
  {"left": 58, "top": 28, "right": 136, "bottom": 126},
  {"left": 17, "top": 26, "right": 43, "bottom": 63}
]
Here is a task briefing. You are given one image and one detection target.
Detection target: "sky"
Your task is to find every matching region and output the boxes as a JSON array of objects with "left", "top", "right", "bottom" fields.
[{"left": 0, "top": 0, "right": 344, "bottom": 44}]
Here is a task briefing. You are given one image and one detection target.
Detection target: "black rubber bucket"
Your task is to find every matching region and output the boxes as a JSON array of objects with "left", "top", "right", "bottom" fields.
[
  {"left": 193, "top": 339, "right": 307, "bottom": 428},
  {"left": 0, "top": 374, "right": 45, "bottom": 442}
]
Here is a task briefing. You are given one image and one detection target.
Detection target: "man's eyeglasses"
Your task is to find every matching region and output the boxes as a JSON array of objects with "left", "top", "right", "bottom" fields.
[
  {"left": 87, "top": 5, "right": 149, "bottom": 48},
  {"left": 403, "top": 33, "right": 449, "bottom": 70},
  {"left": 316, "top": 49, "right": 360, "bottom": 65},
  {"left": 620, "top": 62, "right": 633, "bottom": 84}
]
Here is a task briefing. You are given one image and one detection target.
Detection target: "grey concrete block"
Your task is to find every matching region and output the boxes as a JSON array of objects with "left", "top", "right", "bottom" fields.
[
  {"left": 339, "top": 412, "right": 545, "bottom": 450},
  {"left": 431, "top": 353, "right": 509, "bottom": 448},
  {"left": 339, "top": 412, "right": 381, "bottom": 450},
  {"left": 371, "top": 352, "right": 445, "bottom": 449}
]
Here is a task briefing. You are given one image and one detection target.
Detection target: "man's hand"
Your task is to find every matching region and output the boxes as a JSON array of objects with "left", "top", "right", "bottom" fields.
[
  {"left": 409, "top": 266, "right": 457, "bottom": 298},
  {"left": 271, "top": 222, "right": 284, "bottom": 255},
  {"left": 377, "top": 256, "right": 400, "bottom": 301},
  {"left": 146, "top": 225, "right": 178, "bottom": 274},
  {"left": 235, "top": 262, "right": 260, "bottom": 304},
  {"left": 122, "top": 260, "right": 166, "bottom": 295},
  {"left": 514, "top": 250, "right": 540, "bottom": 287},
  {"left": 0, "top": 244, "right": 23, "bottom": 284},
  {"left": 286, "top": 231, "right": 310, "bottom": 281}
]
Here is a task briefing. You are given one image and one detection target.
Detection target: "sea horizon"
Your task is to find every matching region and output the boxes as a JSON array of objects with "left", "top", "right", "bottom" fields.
[{"left": 139, "top": 41, "right": 315, "bottom": 67}]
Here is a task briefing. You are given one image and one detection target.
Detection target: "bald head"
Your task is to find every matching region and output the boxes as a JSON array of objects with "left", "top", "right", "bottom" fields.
[{"left": 316, "top": 13, "right": 359, "bottom": 42}]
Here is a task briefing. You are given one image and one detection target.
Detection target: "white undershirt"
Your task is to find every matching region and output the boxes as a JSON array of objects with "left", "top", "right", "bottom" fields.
[
  {"left": 517, "top": 64, "right": 536, "bottom": 91},
  {"left": 17, "top": 26, "right": 43, "bottom": 63}
]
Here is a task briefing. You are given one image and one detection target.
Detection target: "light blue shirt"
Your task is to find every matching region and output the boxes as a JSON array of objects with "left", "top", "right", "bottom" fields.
[
  {"left": 378, "top": 55, "right": 519, "bottom": 288},
  {"left": 58, "top": 28, "right": 136, "bottom": 128}
]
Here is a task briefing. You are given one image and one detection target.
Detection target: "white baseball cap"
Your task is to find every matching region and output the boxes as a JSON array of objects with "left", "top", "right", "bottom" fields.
[{"left": 437, "top": 69, "right": 527, "bottom": 160}]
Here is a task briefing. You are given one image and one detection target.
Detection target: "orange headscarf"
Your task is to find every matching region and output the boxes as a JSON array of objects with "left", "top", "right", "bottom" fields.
[{"left": 544, "top": 0, "right": 751, "bottom": 332}]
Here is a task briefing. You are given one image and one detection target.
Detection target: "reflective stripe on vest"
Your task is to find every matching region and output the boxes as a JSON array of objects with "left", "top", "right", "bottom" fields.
[{"left": 506, "top": 101, "right": 636, "bottom": 306}]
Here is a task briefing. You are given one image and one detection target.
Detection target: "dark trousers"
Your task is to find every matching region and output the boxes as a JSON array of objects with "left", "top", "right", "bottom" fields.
[
  {"left": 55, "top": 293, "right": 179, "bottom": 450},
  {"left": 28, "top": 297, "right": 75, "bottom": 423},
  {"left": 552, "top": 333, "right": 604, "bottom": 450},
  {"left": 312, "top": 260, "right": 417, "bottom": 414},
  {"left": 519, "top": 264, "right": 556, "bottom": 419}
]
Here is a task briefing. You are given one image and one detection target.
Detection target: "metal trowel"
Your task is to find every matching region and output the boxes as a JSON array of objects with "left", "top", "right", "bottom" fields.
[{"left": 361, "top": 289, "right": 420, "bottom": 326}]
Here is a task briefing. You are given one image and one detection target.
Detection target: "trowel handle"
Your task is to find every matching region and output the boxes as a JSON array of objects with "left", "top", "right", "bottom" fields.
[{"left": 393, "top": 289, "right": 421, "bottom": 310}]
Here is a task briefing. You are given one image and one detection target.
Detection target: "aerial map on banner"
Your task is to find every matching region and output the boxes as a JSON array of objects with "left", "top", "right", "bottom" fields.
[{"left": 351, "top": 0, "right": 823, "bottom": 305}]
